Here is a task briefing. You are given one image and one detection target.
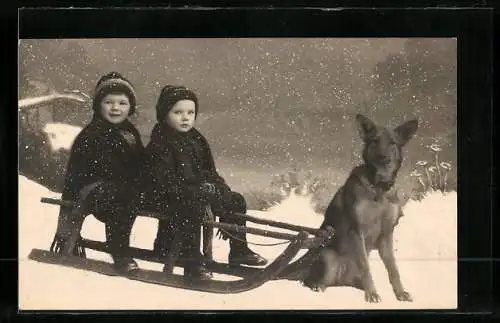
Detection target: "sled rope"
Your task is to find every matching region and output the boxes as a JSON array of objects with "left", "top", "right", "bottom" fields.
[{"left": 205, "top": 206, "right": 291, "bottom": 247}]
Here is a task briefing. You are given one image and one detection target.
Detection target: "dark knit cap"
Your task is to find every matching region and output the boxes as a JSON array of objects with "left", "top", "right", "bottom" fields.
[
  {"left": 155, "top": 85, "right": 199, "bottom": 123},
  {"left": 92, "top": 72, "right": 137, "bottom": 116}
]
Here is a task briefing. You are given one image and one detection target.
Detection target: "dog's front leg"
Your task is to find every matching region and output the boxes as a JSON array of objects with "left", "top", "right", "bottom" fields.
[
  {"left": 352, "top": 231, "right": 381, "bottom": 303},
  {"left": 378, "top": 232, "right": 413, "bottom": 302}
]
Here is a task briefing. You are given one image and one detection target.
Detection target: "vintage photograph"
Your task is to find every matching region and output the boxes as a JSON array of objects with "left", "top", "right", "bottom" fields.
[{"left": 18, "top": 38, "right": 457, "bottom": 310}]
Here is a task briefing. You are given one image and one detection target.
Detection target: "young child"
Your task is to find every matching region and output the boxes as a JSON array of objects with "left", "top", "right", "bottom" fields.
[
  {"left": 142, "top": 85, "right": 267, "bottom": 280},
  {"left": 59, "top": 72, "right": 144, "bottom": 273}
]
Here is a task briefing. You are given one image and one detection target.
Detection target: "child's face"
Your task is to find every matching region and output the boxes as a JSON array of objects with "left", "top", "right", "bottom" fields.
[
  {"left": 99, "top": 93, "right": 131, "bottom": 124},
  {"left": 164, "top": 99, "right": 196, "bottom": 132}
]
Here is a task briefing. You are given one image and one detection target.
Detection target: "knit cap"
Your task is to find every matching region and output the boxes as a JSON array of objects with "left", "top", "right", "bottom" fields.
[
  {"left": 92, "top": 71, "right": 137, "bottom": 115},
  {"left": 155, "top": 85, "right": 198, "bottom": 122}
]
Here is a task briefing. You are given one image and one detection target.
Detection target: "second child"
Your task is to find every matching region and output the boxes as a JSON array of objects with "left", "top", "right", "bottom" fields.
[{"left": 142, "top": 85, "right": 267, "bottom": 279}]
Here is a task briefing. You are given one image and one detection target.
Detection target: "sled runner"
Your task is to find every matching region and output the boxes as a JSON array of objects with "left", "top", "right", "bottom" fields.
[{"left": 28, "top": 196, "right": 335, "bottom": 294}]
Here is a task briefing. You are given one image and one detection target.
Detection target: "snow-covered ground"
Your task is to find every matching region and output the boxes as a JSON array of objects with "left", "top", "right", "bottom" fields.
[{"left": 18, "top": 174, "right": 457, "bottom": 310}]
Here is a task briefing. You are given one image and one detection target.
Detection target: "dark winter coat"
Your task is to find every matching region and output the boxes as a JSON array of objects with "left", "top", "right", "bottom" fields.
[
  {"left": 61, "top": 115, "right": 145, "bottom": 203},
  {"left": 142, "top": 123, "right": 249, "bottom": 256},
  {"left": 141, "top": 123, "right": 228, "bottom": 212}
]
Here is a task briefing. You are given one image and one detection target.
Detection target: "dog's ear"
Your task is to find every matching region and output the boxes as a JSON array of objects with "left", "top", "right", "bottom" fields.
[
  {"left": 394, "top": 119, "right": 418, "bottom": 146},
  {"left": 356, "top": 114, "right": 378, "bottom": 141}
]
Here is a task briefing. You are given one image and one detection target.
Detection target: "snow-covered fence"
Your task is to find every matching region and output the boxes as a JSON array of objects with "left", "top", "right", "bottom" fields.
[{"left": 18, "top": 90, "right": 88, "bottom": 192}]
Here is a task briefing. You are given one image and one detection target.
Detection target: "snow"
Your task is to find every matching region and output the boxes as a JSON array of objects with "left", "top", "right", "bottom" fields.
[
  {"left": 18, "top": 93, "right": 88, "bottom": 110},
  {"left": 18, "top": 175, "right": 456, "bottom": 310},
  {"left": 42, "top": 123, "right": 82, "bottom": 151}
]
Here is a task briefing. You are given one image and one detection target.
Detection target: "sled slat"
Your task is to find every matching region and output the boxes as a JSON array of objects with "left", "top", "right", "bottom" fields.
[
  {"left": 204, "top": 221, "right": 304, "bottom": 241},
  {"left": 41, "top": 197, "right": 73, "bottom": 207},
  {"left": 28, "top": 231, "right": 309, "bottom": 294},
  {"left": 229, "top": 212, "right": 319, "bottom": 235},
  {"left": 301, "top": 234, "right": 334, "bottom": 249}
]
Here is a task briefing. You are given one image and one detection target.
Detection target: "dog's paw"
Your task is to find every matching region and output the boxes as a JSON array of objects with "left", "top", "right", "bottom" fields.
[
  {"left": 364, "top": 291, "right": 381, "bottom": 303},
  {"left": 311, "top": 285, "right": 327, "bottom": 293},
  {"left": 395, "top": 291, "right": 413, "bottom": 302}
]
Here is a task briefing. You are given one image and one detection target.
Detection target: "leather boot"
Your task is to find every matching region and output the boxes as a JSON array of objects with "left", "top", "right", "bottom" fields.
[
  {"left": 106, "top": 222, "right": 138, "bottom": 274},
  {"left": 228, "top": 237, "right": 268, "bottom": 267},
  {"left": 112, "top": 255, "right": 139, "bottom": 274},
  {"left": 184, "top": 261, "right": 213, "bottom": 280}
]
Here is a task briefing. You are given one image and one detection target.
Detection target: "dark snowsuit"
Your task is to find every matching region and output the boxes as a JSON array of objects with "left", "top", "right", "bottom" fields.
[
  {"left": 141, "top": 123, "right": 248, "bottom": 266},
  {"left": 60, "top": 115, "right": 144, "bottom": 261}
]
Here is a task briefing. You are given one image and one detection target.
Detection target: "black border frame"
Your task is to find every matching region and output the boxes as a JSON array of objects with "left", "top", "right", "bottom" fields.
[{"left": 2, "top": 6, "right": 495, "bottom": 321}]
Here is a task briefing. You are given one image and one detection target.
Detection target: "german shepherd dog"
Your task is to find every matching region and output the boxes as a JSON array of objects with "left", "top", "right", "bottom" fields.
[{"left": 303, "top": 114, "right": 418, "bottom": 303}]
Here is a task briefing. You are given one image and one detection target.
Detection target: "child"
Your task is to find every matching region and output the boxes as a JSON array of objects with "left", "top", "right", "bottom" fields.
[
  {"left": 59, "top": 72, "right": 144, "bottom": 273},
  {"left": 142, "top": 85, "right": 267, "bottom": 280}
]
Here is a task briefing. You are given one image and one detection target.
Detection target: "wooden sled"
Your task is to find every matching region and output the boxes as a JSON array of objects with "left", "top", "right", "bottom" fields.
[{"left": 28, "top": 197, "right": 335, "bottom": 294}]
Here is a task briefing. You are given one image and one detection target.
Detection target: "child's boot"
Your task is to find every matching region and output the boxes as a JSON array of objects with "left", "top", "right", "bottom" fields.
[
  {"left": 228, "top": 236, "right": 268, "bottom": 266},
  {"left": 184, "top": 261, "right": 213, "bottom": 280},
  {"left": 112, "top": 255, "right": 139, "bottom": 274}
]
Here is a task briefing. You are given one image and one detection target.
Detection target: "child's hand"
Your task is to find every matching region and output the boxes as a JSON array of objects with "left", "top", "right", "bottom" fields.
[
  {"left": 200, "top": 182, "right": 217, "bottom": 196},
  {"left": 200, "top": 182, "right": 232, "bottom": 203}
]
